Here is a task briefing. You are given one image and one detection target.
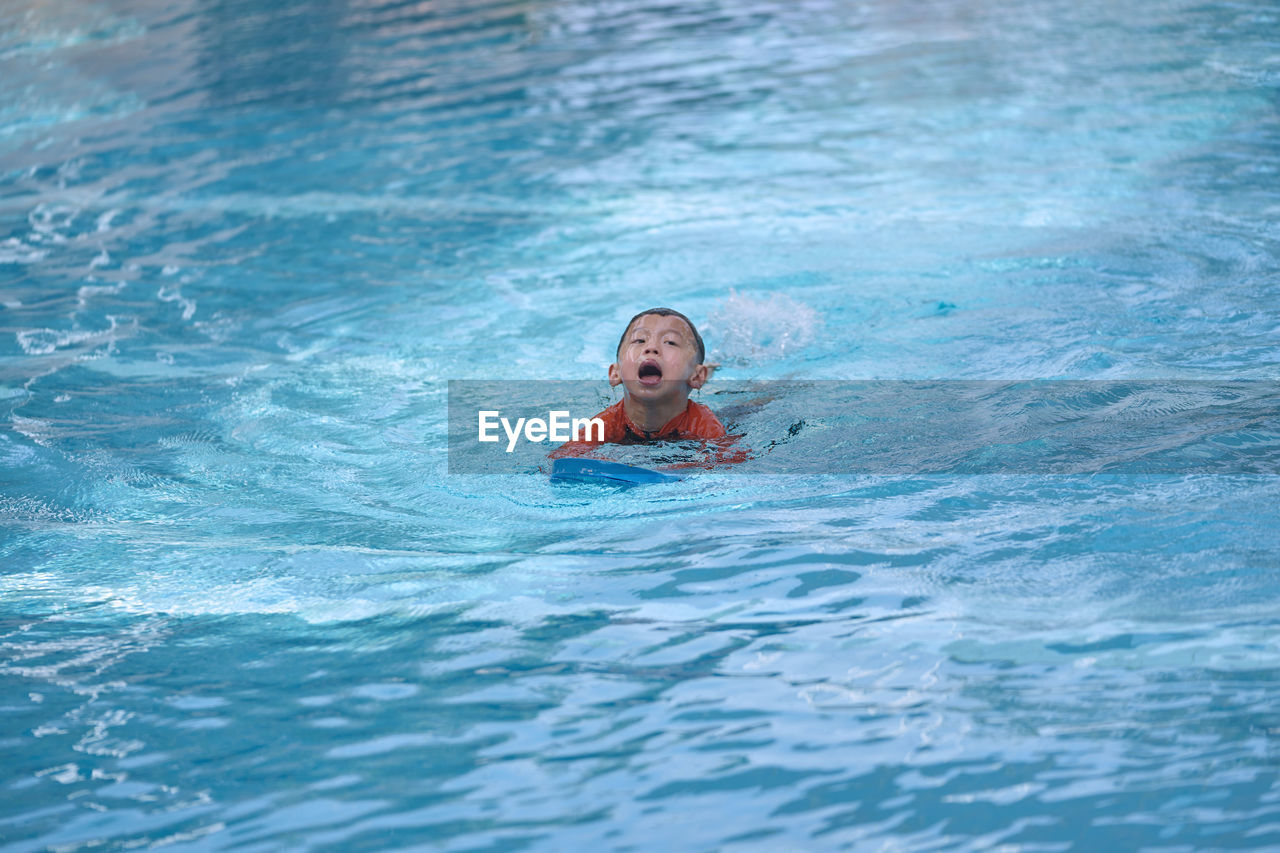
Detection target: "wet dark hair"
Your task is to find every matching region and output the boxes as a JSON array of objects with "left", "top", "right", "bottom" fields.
[{"left": 616, "top": 307, "right": 706, "bottom": 363}]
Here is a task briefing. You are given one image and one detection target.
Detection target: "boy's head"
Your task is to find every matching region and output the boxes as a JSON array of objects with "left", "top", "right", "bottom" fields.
[
  {"left": 614, "top": 308, "right": 706, "bottom": 364},
  {"left": 608, "top": 308, "right": 709, "bottom": 402}
]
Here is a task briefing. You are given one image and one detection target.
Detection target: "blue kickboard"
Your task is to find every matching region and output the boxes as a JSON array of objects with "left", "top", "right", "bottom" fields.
[{"left": 550, "top": 458, "right": 682, "bottom": 486}]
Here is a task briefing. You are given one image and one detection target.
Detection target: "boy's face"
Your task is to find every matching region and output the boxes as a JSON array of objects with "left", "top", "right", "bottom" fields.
[{"left": 609, "top": 313, "right": 708, "bottom": 402}]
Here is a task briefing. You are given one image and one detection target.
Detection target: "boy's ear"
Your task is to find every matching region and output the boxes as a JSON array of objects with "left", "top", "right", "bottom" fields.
[
  {"left": 608, "top": 362, "right": 622, "bottom": 387},
  {"left": 687, "top": 363, "right": 709, "bottom": 390}
]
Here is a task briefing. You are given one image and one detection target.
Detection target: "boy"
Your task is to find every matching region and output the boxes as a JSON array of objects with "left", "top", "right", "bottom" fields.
[{"left": 552, "top": 308, "right": 727, "bottom": 457}]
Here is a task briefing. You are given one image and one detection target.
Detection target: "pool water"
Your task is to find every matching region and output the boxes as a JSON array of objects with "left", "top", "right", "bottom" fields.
[{"left": 3, "top": 0, "right": 1279, "bottom": 849}]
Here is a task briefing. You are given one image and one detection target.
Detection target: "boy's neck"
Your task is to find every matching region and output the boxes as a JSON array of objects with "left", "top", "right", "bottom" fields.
[{"left": 621, "top": 395, "right": 690, "bottom": 434}]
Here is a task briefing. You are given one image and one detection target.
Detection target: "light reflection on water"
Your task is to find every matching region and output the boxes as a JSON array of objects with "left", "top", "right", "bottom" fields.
[{"left": 2, "top": 0, "right": 1279, "bottom": 849}]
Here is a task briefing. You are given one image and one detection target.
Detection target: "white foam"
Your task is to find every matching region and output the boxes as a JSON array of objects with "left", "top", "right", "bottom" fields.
[
  {"left": 705, "top": 290, "right": 821, "bottom": 366},
  {"left": 0, "top": 3, "right": 144, "bottom": 60},
  {"left": 0, "top": 237, "right": 47, "bottom": 264},
  {"left": 16, "top": 316, "right": 137, "bottom": 356}
]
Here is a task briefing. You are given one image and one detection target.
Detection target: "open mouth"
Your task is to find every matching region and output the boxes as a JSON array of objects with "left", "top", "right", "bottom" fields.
[{"left": 638, "top": 361, "right": 663, "bottom": 386}]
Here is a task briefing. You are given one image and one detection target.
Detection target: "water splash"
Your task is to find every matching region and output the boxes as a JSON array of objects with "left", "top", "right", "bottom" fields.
[{"left": 704, "top": 290, "right": 820, "bottom": 366}]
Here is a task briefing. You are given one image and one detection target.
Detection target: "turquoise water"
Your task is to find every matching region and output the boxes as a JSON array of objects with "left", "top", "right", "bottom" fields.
[{"left": 3, "top": 0, "right": 1279, "bottom": 849}]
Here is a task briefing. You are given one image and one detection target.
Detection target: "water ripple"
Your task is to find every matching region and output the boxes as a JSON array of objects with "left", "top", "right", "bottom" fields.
[{"left": 3, "top": 0, "right": 1280, "bottom": 849}]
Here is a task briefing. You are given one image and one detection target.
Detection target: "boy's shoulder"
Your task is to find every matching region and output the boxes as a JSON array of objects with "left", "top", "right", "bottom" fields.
[
  {"left": 674, "top": 399, "right": 726, "bottom": 439},
  {"left": 548, "top": 397, "right": 730, "bottom": 460},
  {"left": 594, "top": 398, "right": 725, "bottom": 441}
]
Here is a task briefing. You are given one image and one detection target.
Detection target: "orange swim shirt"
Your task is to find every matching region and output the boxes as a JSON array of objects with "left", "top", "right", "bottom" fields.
[{"left": 551, "top": 399, "right": 727, "bottom": 458}]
